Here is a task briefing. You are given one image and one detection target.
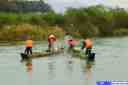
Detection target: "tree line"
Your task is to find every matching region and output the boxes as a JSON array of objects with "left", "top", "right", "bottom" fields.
[
  {"left": 1, "top": 4, "right": 128, "bottom": 38},
  {"left": 64, "top": 5, "right": 128, "bottom": 37},
  {"left": 0, "top": 1, "right": 51, "bottom": 12}
]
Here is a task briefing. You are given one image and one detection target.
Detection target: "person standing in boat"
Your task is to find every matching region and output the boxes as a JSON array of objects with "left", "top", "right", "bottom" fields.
[
  {"left": 64, "top": 32, "right": 73, "bottom": 49},
  {"left": 48, "top": 34, "right": 56, "bottom": 52},
  {"left": 64, "top": 32, "right": 79, "bottom": 50},
  {"left": 24, "top": 36, "right": 33, "bottom": 55},
  {"left": 81, "top": 38, "right": 92, "bottom": 56}
]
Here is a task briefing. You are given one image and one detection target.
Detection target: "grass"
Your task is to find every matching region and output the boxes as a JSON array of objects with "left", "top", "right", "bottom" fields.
[{"left": 0, "top": 24, "right": 65, "bottom": 41}]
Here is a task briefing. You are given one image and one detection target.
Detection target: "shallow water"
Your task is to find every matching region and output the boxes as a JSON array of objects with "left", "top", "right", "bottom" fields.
[{"left": 0, "top": 37, "right": 128, "bottom": 85}]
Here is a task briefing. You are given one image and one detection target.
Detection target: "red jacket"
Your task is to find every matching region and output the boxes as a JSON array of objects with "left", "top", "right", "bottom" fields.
[{"left": 48, "top": 34, "right": 56, "bottom": 44}]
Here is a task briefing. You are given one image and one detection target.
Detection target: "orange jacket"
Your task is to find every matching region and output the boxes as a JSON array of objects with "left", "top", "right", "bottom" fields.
[
  {"left": 84, "top": 39, "right": 92, "bottom": 48},
  {"left": 26, "top": 40, "right": 32, "bottom": 47}
]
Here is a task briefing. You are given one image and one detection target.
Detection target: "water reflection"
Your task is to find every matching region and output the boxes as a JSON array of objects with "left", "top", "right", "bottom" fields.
[
  {"left": 84, "top": 60, "right": 95, "bottom": 80},
  {"left": 65, "top": 57, "right": 74, "bottom": 78},
  {"left": 23, "top": 59, "right": 33, "bottom": 85},
  {"left": 22, "top": 59, "right": 33, "bottom": 74},
  {"left": 48, "top": 58, "right": 56, "bottom": 80},
  {"left": 25, "top": 59, "right": 32, "bottom": 73}
]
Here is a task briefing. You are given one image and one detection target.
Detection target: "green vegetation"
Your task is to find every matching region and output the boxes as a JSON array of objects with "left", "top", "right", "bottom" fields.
[
  {"left": 0, "top": 24, "right": 64, "bottom": 41},
  {"left": 0, "top": 11, "right": 64, "bottom": 26},
  {"left": 1, "top": 5, "right": 128, "bottom": 41},
  {"left": 64, "top": 5, "right": 128, "bottom": 38}
]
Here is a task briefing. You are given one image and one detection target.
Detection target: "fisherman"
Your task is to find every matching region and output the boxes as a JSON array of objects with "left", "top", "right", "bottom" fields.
[
  {"left": 24, "top": 36, "right": 32, "bottom": 55},
  {"left": 68, "top": 39, "right": 75, "bottom": 49},
  {"left": 64, "top": 32, "right": 73, "bottom": 48},
  {"left": 48, "top": 34, "right": 56, "bottom": 52},
  {"left": 81, "top": 38, "right": 92, "bottom": 56},
  {"left": 64, "top": 32, "right": 72, "bottom": 41}
]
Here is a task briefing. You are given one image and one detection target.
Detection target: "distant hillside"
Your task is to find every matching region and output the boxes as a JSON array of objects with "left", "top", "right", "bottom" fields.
[{"left": 0, "top": 1, "right": 52, "bottom": 12}]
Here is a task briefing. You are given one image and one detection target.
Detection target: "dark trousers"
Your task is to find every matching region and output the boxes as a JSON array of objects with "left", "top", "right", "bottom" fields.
[
  {"left": 25, "top": 47, "right": 32, "bottom": 55},
  {"left": 85, "top": 48, "right": 91, "bottom": 55},
  {"left": 48, "top": 43, "right": 55, "bottom": 52},
  {"left": 48, "top": 44, "right": 52, "bottom": 52},
  {"left": 69, "top": 45, "right": 74, "bottom": 49}
]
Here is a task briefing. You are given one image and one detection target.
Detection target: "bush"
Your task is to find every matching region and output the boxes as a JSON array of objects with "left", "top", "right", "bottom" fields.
[
  {"left": 113, "top": 28, "right": 128, "bottom": 36},
  {"left": 0, "top": 24, "right": 64, "bottom": 41}
]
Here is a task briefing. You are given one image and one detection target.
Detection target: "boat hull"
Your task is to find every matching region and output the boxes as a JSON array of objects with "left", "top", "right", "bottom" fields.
[{"left": 20, "top": 49, "right": 64, "bottom": 60}]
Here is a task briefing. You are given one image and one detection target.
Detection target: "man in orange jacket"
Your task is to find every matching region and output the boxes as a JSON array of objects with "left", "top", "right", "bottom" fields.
[
  {"left": 24, "top": 36, "right": 32, "bottom": 55},
  {"left": 81, "top": 38, "right": 92, "bottom": 56}
]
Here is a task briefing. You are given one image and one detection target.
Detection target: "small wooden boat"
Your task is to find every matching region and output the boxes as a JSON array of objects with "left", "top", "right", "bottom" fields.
[
  {"left": 69, "top": 47, "right": 95, "bottom": 61},
  {"left": 71, "top": 50, "right": 87, "bottom": 59},
  {"left": 67, "top": 47, "right": 87, "bottom": 59},
  {"left": 20, "top": 48, "right": 64, "bottom": 60}
]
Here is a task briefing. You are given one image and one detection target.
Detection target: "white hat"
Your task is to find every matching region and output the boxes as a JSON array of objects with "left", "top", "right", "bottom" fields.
[{"left": 49, "top": 34, "right": 55, "bottom": 38}]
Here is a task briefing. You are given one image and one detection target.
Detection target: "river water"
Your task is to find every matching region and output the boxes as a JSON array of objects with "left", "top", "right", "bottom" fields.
[{"left": 0, "top": 37, "right": 128, "bottom": 85}]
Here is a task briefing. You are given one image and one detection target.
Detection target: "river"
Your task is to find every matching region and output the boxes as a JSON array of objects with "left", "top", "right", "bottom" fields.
[{"left": 0, "top": 37, "right": 128, "bottom": 85}]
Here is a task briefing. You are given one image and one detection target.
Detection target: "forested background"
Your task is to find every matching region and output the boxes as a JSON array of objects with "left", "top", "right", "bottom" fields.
[{"left": 0, "top": 0, "right": 128, "bottom": 41}]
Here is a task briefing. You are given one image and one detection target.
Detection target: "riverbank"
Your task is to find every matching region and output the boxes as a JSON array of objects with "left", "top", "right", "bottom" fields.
[
  {"left": 0, "top": 24, "right": 64, "bottom": 41},
  {"left": 1, "top": 24, "right": 128, "bottom": 42}
]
